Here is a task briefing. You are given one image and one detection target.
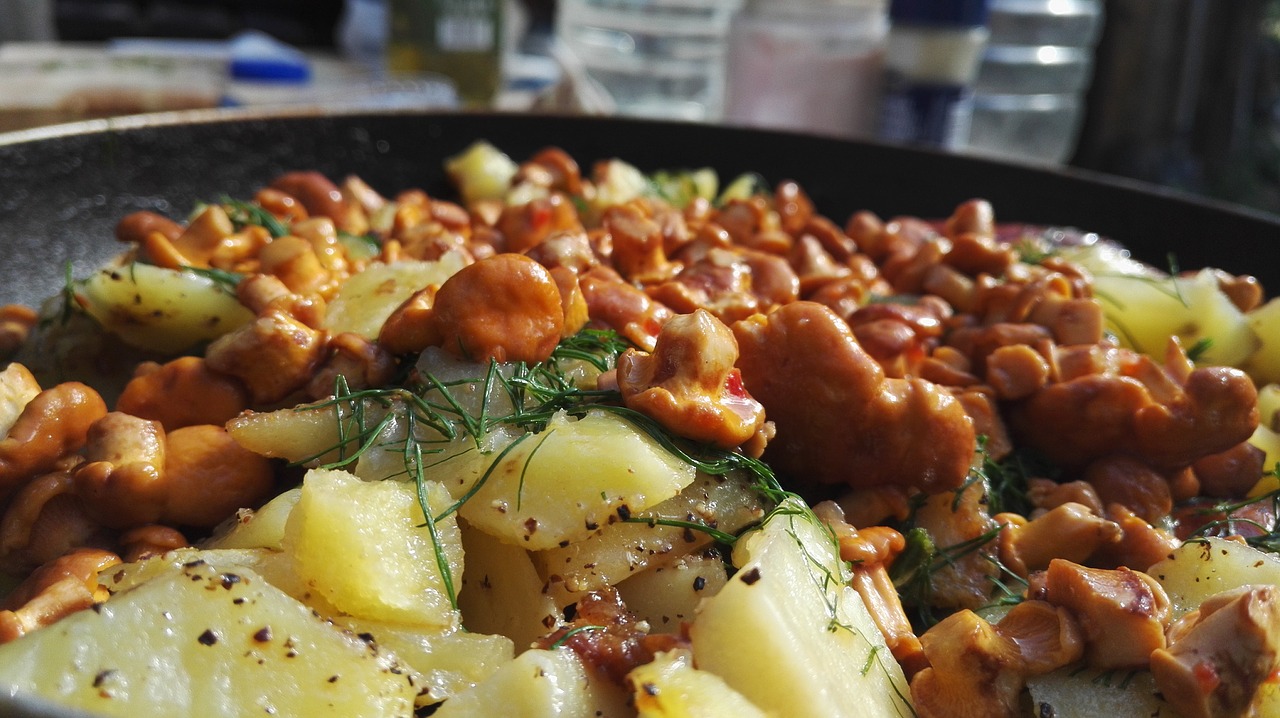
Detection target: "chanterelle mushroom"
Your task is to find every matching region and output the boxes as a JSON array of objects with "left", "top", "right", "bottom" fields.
[
  {"left": 1150, "top": 585, "right": 1280, "bottom": 718},
  {"left": 731, "top": 301, "right": 974, "bottom": 493},
  {"left": 1040, "top": 558, "right": 1171, "bottom": 669},
  {"left": 617, "top": 309, "right": 766, "bottom": 449}
]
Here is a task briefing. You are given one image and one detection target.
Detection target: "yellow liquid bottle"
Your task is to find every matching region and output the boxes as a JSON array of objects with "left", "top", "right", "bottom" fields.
[{"left": 388, "top": 0, "right": 504, "bottom": 107}]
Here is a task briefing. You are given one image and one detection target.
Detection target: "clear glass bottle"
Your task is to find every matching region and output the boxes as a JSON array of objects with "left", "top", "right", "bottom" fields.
[
  {"left": 388, "top": 0, "right": 504, "bottom": 106},
  {"left": 555, "top": 0, "right": 742, "bottom": 122},
  {"left": 723, "top": 0, "right": 889, "bottom": 138}
]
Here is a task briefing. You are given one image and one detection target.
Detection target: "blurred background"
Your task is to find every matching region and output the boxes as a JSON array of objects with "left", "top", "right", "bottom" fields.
[{"left": 2, "top": 0, "right": 1279, "bottom": 216}]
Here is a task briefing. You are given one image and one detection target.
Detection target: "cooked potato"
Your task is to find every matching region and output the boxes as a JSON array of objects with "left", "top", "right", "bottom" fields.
[
  {"left": 1148, "top": 536, "right": 1280, "bottom": 617},
  {"left": 0, "top": 561, "right": 417, "bottom": 717},
  {"left": 1027, "top": 667, "right": 1174, "bottom": 718},
  {"left": 1245, "top": 297, "right": 1280, "bottom": 384},
  {"left": 688, "top": 498, "right": 912, "bottom": 717},
  {"left": 457, "top": 410, "right": 696, "bottom": 551},
  {"left": 284, "top": 468, "right": 463, "bottom": 628},
  {"left": 628, "top": 649, "right": 767, "bottom": 718},
  {"left": 334, "top": 616, "right": 515, "bottom": 708},
  {"left": 1091, "top": 268, "right": 1257, "bottom": 366},
  {"left": 431, "top": 647, "right": 632, "bottom": 718},
  {"left": 615, "top": 551, "right": 729, "bottom": 634},
  {"left": 204, "top": 487, "right": 302, "bottom": 551},
  {"left": 77, "top": 263, "right": 254, "bottom": 353},
  {"left": 456, "top": 518, "right": 558, "bottom": 649},
  {"left": 324, "top": 256, "right": 467, "bottom": 339},
  {"left": 444, "top": 140, "right": 519, "bottom": 205},
  {"left": 534, "top": 469, "right": 764, "bottom": 607}
]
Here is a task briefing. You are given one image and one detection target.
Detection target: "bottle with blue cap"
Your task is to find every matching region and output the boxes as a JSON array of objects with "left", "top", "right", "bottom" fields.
[{"left": 877, "top": 0, "right": 991, "bottom": 149}]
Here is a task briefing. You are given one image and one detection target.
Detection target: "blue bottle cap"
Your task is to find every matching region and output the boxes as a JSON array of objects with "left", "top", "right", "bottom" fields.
[{"left": 889, "top": 0, "right": 990, "bottom": 27}]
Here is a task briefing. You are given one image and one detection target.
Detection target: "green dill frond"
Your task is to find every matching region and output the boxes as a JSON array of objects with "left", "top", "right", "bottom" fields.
[
  {"left": 180, "top": 265, "right": 244, "bottom": 294},
  {"left": 548, "top": 624, "right": 608, "bottom": 649},
  {"left": 222, "top": 196, "right": 289, "bottom": 238},
  {"left": 1185, "top": 337, "right": 1214, "bottom": 363}
]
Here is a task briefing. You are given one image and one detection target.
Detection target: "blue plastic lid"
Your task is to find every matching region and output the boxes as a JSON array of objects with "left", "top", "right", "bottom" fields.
[
  {"left": 890, "top": 0, "right": 989, "bottom": 27},
  {"left": 229, "top": 30, "right": 312, "bottom": 84},
  {"left": 230, "top": 57, "right": 311, "bottom": 83}
]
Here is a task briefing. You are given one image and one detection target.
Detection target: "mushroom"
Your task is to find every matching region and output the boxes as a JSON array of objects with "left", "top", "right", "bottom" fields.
[
  {"left": 731, "top": 301, "right": 975, "bottom": 494},
  {"left": 617, "top": 309, "right": 765, "bottom": 449},
  {"left": 1040, "top": 558, "right": 1171, "bottom": 669},
  {"left": 1150, "top": 585, "right": 1280, "bottom": 718},
  {"left": 909, "top": 609, "right": 1026, "bottom": 718},
  {"left": 204, "top": 309, "right": 329, "bottom": 405}
]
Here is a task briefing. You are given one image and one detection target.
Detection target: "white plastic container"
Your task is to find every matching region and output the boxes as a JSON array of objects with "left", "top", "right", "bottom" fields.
[
  {"left": 555, "top": 0, "right": 742, "bottom": 121},
  {"left": 877, "top": 0, "right": 991, "bottom": 149},
  {"left": 722, "top": 0, "right": 888, "bottom": 139}
]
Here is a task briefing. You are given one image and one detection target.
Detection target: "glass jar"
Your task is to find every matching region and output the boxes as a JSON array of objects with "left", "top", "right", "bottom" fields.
[
  {"left": 388, "top": 0, "right": 504, "bottom": 107},
  {"left": 723, "top": 0, "right": 888, "bottom": 138}
]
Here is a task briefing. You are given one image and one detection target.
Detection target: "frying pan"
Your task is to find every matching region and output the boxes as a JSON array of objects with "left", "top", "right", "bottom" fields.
[
  {"left": 3, "top": 107, "right": 1280, "bottom": 309},
  {"left": 0, "top": 108, "right": 1279, "bottom": 718}
]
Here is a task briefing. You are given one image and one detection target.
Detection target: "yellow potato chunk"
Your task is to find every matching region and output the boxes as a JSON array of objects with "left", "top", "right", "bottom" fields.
[
  {"left": 324, "top": 256, "right": 467, "bottom": 339},
  {"left": 284, "top": 468, "right": 463, "bottom": 628},
  {"left": 431, "top": 647, "right": 631, "bottom": 718},
  {"left": 0, "top": 561, "right": 417, "bottom": 717},
  {"left": 1148, "top": 537, "right": 1280, "bottom": 617},
  {"left": 628, "top": 649, "right": 767, "bottom": 718},
  {"left": 458, "top": 410, "right": 696, "bottom": 551},
  {"left": 689, "top": 498, "right": 913, "bottom": 718},
  {"left": 78, "top": 263, "right": 254, "bottom": 353}
]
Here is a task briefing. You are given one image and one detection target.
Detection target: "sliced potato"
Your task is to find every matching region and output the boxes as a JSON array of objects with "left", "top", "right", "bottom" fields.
[
  {"left": 689, "top": 498, "right": 913, "bottom": 718},
  {"left": 1148, "top": 537, "right": 1280, "bottom": 617},
  {"left": 1027, "top": 667, "right": 1175, "bottom": 718},
  {"left": 284, "top": 468, "right": 463, "bottom": 629},
  {"left": 204, "top": 487, "right": 303, "bottom": 551},
  {"left": 628, "top": 648, "right": 767, "bottom": 718},
  {"left": 1245, "top": 298, "right": 1280, "bottom": 384},
  {"left": 324, "top": 256, "right": 467, "bottom": 339},
  {"left": 334, "top": 616, "right": 515, "bottom": 708},
  {"left": 1089, "top": 267, "right": 1257, "bottom": 366},
  {"left": 0, "top": 561, "right": 417, "bottom": 717},
  {"left": 458, "top": 410, "right": 696, "bottom": 551},
  {"left": 456, "top": 518, "right": 559, "bottom": 650},
  {"left": 445, "top": 140, "right": 519, "bottom": 205},
  {"left": 616, "top": 550, "right": 729, "bottom": 634},
  {"left": 431, "top": 647, "right": 632, "bottom": 718},
  {"left": 77, "top": 263, "right": 254, "bottom": 353},
  {"left": 534, "top": 470, "right": 764, "bottom": 606}
]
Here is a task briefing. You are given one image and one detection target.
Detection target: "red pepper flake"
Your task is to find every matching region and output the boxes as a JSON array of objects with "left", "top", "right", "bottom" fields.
[{"left": 1194, "top": 660, "right": 1221, "bottom": 694}]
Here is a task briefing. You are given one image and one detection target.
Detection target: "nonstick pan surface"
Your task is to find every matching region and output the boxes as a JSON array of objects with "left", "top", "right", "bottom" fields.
[{"left": 3, "top": 107, "right": 1279, "bottom": 309}]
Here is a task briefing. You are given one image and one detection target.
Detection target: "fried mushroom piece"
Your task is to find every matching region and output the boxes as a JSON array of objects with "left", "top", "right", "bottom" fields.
[
  {"left": 618, "top": 309, "right": 765, "bottom": 450},
  {"left": 0, "top": 382, "right": 108, "bottom": 502},
  {"left": 204, "top": 309, "right": 329, "bottom": 405},
  {"left": 909, "top": 609, "right": 1026, "bottom": 718},
  {"left": 535, "top": 587, "right": 684, "bottom": 685},
  {"left": 1012, "top": 348, "right": 1259, "bottom": 471},
  {"left": 731, "top": 301, "right": 975, "bottom": 493},
  {"left": 1040, "top": 558, "right": 1171, "bottom": 669},
  {"left": 1149, "top": 585, "right": 1280, "bottom": 718},
  {"left": 73, "top": 419, "right": 275, "bottom": 530},
  {"left": 431, "top": 253, "right": 565, "bottom": 364}
]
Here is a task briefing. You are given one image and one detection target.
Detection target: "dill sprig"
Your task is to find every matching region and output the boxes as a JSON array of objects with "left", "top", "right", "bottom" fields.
[
  {"left": 222, "top": 196, "right": 289, "bottom": 238},
  {"left": 955, "top": 438, "right": 1058, "bottom": 516},
  {"left": 180, "top": 265, "right": 244, "bottom": 294},
  {"left": 1186, "top": 478, "right": 1280, "bottom": 553},
  {"left": 890, "top": 523, "right": 1020, "bottom": 628}
]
